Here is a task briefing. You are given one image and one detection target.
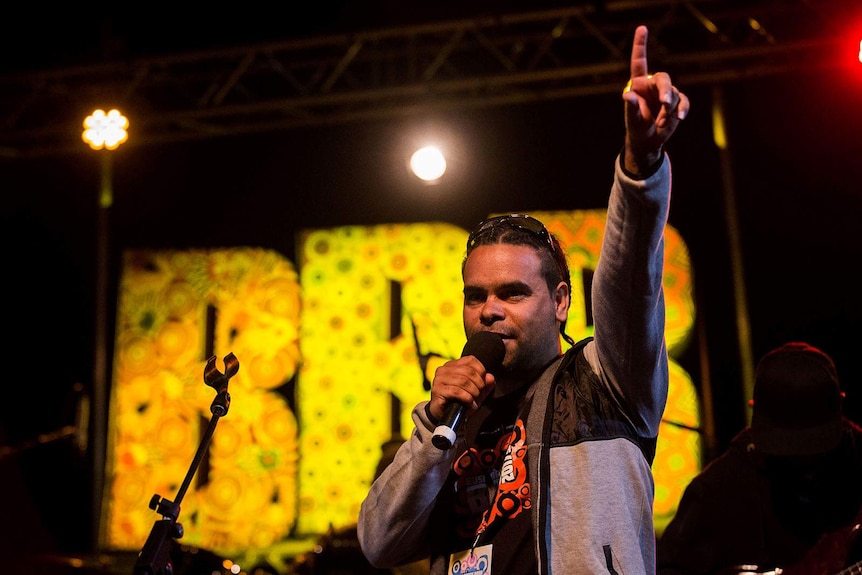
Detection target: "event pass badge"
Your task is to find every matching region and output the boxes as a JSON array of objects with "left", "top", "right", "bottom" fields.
[{"left": 448, "top": 544, "right": 492, "bottom": 575}]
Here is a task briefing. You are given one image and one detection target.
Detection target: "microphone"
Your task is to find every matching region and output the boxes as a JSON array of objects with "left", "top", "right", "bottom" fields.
[{"left": 431, "top": 331, "right": 505, "bottom": 450}]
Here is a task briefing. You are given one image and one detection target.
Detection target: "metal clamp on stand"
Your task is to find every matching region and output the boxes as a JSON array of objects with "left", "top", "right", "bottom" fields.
[{"left": 133, "top": 353, "right": 239, "bottom": 575}]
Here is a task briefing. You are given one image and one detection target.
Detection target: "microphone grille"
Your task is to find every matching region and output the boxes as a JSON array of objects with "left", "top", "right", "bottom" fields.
[{"left": 461, "top": 332, "right": 505, "bottom": 373}]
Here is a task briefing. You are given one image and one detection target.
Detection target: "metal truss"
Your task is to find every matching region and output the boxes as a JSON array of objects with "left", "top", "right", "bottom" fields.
[{"left": 0, "top": 0, "right": 857, "bottom": 158}]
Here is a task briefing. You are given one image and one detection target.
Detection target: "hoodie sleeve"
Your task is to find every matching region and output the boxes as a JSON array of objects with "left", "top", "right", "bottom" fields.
[
  {"left": 357, "top": 401, "right": 456, "bottom": 568},
  {"left": 586, "top": 152, "right": 671, "bottom": 438}
]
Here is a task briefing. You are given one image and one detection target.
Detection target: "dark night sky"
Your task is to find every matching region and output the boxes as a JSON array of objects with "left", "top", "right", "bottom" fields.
[{"left": 1, "top": 1, "right": 861, "bottom": 560}]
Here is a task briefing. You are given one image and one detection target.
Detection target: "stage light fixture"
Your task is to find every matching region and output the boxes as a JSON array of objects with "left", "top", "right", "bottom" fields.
[
  {"left": 410, "top": 145, "right": 446, "bottom": 182},
  {"left": 82, "top": 109, "right": 129, "bottom": 151}
]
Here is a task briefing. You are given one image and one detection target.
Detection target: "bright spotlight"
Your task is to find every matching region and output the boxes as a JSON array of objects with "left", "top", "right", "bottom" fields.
[
  {"left": 82, "top": 109, "right": 129, "bottom": 150},
  {"left": 410, "top": 145, "right": 446, "bottom": 182}
]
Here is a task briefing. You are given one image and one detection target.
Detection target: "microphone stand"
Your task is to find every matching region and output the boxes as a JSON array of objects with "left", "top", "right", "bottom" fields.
[{"left": 133, "top": 353, "right": 239, "bottom": 575}]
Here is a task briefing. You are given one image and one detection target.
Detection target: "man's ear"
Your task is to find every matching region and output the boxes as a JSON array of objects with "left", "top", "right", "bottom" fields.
[{"left": 554, "top": 281, "right": 570, "bottom": 322}]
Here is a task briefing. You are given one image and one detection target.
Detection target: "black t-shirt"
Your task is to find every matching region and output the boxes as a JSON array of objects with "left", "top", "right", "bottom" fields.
[{"left": 439, "top": 385, "right": 537, "bottom": 574}]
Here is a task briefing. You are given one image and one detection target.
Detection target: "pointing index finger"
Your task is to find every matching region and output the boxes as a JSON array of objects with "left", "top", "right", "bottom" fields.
[{"left": 630, "top": 25, "right": 648, "bottom": 79}]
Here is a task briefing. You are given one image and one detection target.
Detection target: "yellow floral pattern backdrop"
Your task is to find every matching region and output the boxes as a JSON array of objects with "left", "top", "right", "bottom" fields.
[
  {"left": 103, "top": 211, "right": 698, "bottom": 563},
  {"left": 104, "top": 249, "right": 302, "bottom": 553}
]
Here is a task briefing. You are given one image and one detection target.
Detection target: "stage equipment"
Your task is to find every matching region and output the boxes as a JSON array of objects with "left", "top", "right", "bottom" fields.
[{"left": 133, "top": 353, "right": 238, "bottom": 575}]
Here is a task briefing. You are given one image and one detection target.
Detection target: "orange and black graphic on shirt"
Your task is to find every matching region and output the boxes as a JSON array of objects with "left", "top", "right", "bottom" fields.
[{"left": 452, "top": 418, "right": 531, "bottom": 539}]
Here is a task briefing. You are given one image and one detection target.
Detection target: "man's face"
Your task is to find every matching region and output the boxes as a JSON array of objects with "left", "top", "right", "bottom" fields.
[{"left": 462, "top": 244, "right": 569, "bottom": 379}]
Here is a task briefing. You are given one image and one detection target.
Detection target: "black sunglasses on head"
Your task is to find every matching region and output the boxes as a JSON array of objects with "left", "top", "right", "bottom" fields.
[{"left": 467, "top": 214, "right": 554, "bottom": 251}]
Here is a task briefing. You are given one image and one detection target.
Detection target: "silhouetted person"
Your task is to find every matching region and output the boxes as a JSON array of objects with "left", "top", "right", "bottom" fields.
[{"left": 657, "top": 342, "right": 862, "bottom": 574}]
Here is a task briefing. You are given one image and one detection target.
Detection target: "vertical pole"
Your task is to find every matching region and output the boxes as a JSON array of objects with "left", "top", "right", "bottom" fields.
[
  {"left": 92, "top": 151, "right": 112, "bottom": 551},
  {"left": 694, "top": 290, "right": 718, "bottom": 462},
  {"left": 711, "top": 85, "right": 755, "bottom": 425}
]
